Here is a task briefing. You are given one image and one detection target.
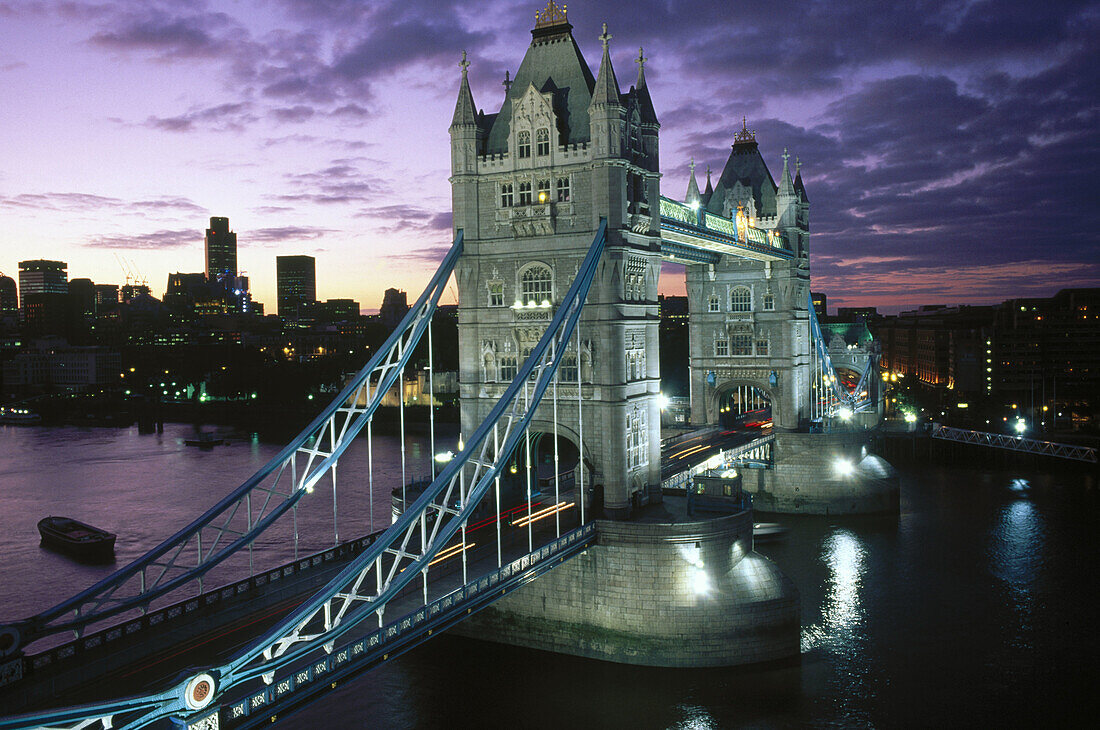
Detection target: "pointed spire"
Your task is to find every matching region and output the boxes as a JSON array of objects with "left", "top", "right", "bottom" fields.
[
  {"left": 704, "top": 165, "right": 713, "bottom": 196},
  {"left": 450, "top": 50, "right": 477, "bottom": 128},
  {"left": 634, "top": 45, "right": 658, "bottom": 124},
  {"left": 794, "top": 156, "right": 808, "bottom": 202},
  {"left": 590, "top": 22, "right": 621, "bottom": 107},
  {"left": 686, "top": 158, "right": 701, "bottom": 205},
  {"left": 778, "top": 147, "right": 796, "bottom": 197}
]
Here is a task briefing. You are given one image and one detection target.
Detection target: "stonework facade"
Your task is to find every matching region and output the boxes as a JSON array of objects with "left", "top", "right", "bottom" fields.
[{"left": 450, "top": 18, "right": 663, "bottom": 518}]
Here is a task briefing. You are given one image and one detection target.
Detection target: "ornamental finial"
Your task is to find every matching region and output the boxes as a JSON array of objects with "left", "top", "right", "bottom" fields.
[
  {"left": 796, "top": 156, "right": 802, "bottom": 173},
  {"left": 636, "top": 46, "right": 646, "bottom": 71},
  {"left": 502, "top": 69, "right": 512, "bottom": 94},
  {"left": 733, "top": 116, "right": 756, "bottom": 145},
  {"left": 782, "top": 147, "right": 790, "bottom": 165},
  {"left": 600, "top": 22, "right": 612, "bottom": 49},
  {"left": 689, "top": 157, "right": 695, "bottom": 175},
  {"left": 459, "top": 50, "right": 470, "bottom": 77},
  {"left": 534, "top": 1, "right": 568, "bottom": 28}
]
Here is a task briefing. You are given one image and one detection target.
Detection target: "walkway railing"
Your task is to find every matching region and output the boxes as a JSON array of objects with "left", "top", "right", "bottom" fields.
[
  {"left": 931, "top": 426, "right": 1097, "bottom": 464},
  {"left": 662, "top": 434, "right": 775, "bottom": 491}
]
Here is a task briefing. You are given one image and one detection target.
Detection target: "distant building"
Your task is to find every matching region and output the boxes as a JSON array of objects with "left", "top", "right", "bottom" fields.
[
  {"left": 379, "top": 288, "right": 409, "bottom": 329},
  {"left": 836, "top": 306, "right": 879, "bottom": 324},
  {"left": 811, "top": 291, "right": 827, "bottom": 319},
  {"left": 276, "top": 255, "right": 317, "bottom": 320},
  {"left": 121, "top": 283, "right": 152, "bottom": 303},
  {"left": 2, "top": 345, "right": 121, "bottom": 395},
  {"left": 93, "top": 284, "right": 119, "bottom": 313},
  {"left": 658, "top": 294, "right": 689, "bottom": 319},
  {"left": 68, "top": 278, "right": 95, "bottom": 318},
  {"left": 18, "top": 259, "right": 67, "bottom": 311},
  {"left": 0, "top": 273, "right": 17, "bottom": 315},
  {"left": 319, "top": 298, "right": 360, "bottom": 322},
  {"left": 23, "top": 293, "right": 73, "bottom": 339},
  {"left": 205, "top": 217, "right": 237, "bottom": 284}
]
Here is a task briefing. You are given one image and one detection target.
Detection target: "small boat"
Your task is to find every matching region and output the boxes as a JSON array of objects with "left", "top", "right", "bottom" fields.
[
  {"left": 38, "top": 516, "right": 116, "bottom": 561},
  {"left": 185, "top": 433, "right": 224, "bottom": 448},
  {"left": 0, "top": 407, "right": 42, "bottom": 424},
  {"left": 753, "top": 522, "right": 789, "bottom": 543}
]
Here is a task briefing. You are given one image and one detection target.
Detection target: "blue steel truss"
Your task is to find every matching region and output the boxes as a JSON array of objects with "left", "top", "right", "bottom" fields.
[
  {"left": 0, "top": 221, "right": 608, "bottom": 730},
  {"left": 0, "top": 231, "right": 463, "bottom": 658}
]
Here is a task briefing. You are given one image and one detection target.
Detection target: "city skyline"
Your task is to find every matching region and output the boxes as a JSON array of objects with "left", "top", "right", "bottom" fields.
[{"left": 0, "top": 0, "right": 1096, "bottom": 314}]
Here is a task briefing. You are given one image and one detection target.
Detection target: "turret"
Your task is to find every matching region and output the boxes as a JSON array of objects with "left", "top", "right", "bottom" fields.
[
  {"left": 449, "top": 50, "right": 482, "bottom": 176},
  {"left": 776, "top": 147, "right": 798, "bottom": 230},
  {"left": 588, "top": 23, "right": 624, "bottom": 159}
]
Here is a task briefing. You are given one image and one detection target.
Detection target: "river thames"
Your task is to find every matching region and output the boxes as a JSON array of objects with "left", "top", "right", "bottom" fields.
[{"left": 0, "top": 423, "right": 1096, "bottom": 728}]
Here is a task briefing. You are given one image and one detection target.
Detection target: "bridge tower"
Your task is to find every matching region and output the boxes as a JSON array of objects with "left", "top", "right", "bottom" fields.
[
  {"left": 686, "top": 121, "right": 812, "bottom": 430},
  {"left": 451, "top": 4, "right": 663, "bottom": 518}
]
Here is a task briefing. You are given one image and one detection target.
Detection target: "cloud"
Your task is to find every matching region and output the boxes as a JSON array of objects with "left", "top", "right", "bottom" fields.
[
  {"left": 143, "top": 102, "right": 257, "bottom": 133},
  {"left": 84, "top": 228, "right": 197, "bottom": 250},
  {"left": 247, "top": 226, "right": 333, "bottom": 244},
  {"left": 278, "top": 160, "right": 387, "bottom": 204},
  {"left": 0, "top": 192, "right": 204, "bottom": 214}
]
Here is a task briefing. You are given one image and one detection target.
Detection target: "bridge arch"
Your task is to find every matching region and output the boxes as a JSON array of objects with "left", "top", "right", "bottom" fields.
[{"left": 712, "top": 379, "right": 776, "bottom": 430}]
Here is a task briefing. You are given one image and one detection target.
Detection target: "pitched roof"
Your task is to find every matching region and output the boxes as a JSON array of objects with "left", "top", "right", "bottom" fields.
[
  {"left": 632, "top": 47, "right": 657, "bottom": 124},
  {"left": 485, "top": 23, "right": 597, "bottom": 154},
  {"left": 706, "top": 138, "right": 778, "bottom": 218}
]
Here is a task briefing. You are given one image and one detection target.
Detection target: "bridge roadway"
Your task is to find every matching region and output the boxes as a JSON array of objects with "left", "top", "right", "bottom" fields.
[
  {"left": 2, "top": 492, "right": 593, "bottom": 728},
  {"left": 3, "top": 432, "right": 742, "bottom": 728}
]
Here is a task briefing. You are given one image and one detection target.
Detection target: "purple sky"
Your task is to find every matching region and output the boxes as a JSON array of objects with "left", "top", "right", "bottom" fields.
[{"left": 0, "top": 0, "right": 1096, "bottom": 314}]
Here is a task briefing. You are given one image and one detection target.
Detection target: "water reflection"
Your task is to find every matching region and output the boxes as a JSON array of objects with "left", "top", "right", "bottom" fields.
[
  {"left": 670, "top": 704, "right": 719, "bottom": 729},
  {"left": 801, "top": 529, "right": 867, "bottom": 654},
  {"left": 990, "top": 487, "right": 1045, "bottom": 645}
]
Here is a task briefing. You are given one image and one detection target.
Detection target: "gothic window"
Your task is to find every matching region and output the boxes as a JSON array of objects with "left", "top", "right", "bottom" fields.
[
  {"left": 537, "top": 179, "right": 551, "bottom": 204},
  {"left": 708, "top": 294, "right": 720, "bottom": 313},
  {"left": 756, "top": 337, "right": 770, "bottom": 356},
  {"left": 627, "top": 408, "right": 648, "bottom": 469},
  {"left": 521, "top": 346, "right": 538, "bottom": 380},
  {"left": 732, "top": 332, "right": 752, "bottom": 356},
  {"left": 518, "top": 181, "right": 532, "bottom": 205},
  {"left": 517, "top": 131, "right": 531, "bottom": 158},
  {"left": 487, "top": 281, "right": 504, "bottom": 307},
  {"left": 500, "top": 182, "right": 513, "bottom": 207},
  {"left": 715, "top": 338, "right": 729, "bottom": 357},
  {"left": 556, "top": 177, "right": 570, "bottom": 202},
  {"left": 561, "top": 353, "right": 578, "bottom": 382},
  {"left": 520, "top": 264, "right": 553, "bottom": 305},
  {"left": 536, "top": 128, "right": 550, "bottom": 156},
  {"left": 730, "top": 286, "right": 752, "bottom": 312},
  {"left": 499, "top": 356, "right": 517, "bottom": 382},
  {"left": 763, "top": 292, "right": 775, "bottom": 311}
]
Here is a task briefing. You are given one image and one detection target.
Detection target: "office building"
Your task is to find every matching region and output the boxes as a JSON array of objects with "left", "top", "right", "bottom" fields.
[
  {"left": 18, "top": 259, "right": 68, "bottom": 310},
  {"left": 0, "top": 273, "right": 16, "bottom": 315},
  {"left": 205, "top": 217, "right": 238, "bottom": 284},
  {"left": 276, "top": 255, "right": 317, "bottom": 319}
]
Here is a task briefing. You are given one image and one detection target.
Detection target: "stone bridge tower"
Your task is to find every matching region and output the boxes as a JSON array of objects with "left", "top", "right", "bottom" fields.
[
  {"left": 685, "top": 121, "right": 812, "bottom": 430},
  {"left": 450, "top": 5, "right": 662, "bottom": 519}
]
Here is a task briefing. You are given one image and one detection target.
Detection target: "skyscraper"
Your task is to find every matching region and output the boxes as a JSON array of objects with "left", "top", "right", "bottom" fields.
[
  {"left": 68, "top": 278, "right": 95, "bottom": 318},
  {"left": 205, "top": 217, "right": 237, "bottom": 284},
  {"left": 18, "top": 259, "right": 68, "bottom": 311},
  {"left": 379, "top": 288, "right": 409, "bottom": 329},
  {"left": 276, "top": 255, "right": 316, "bottom": 319}
]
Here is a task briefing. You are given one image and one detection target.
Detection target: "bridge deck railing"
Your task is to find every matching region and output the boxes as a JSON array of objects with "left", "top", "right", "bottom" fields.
[{"left": 931, "top": 426, "right": 1098, "bottom": 463}]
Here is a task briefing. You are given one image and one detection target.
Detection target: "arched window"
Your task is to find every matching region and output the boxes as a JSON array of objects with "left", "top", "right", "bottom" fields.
[
  {"left": 561, "top": 353, "right": 578, "bottom": 382},
  {"left": 500, "top": 183, "right": 513, "bottom": 208},
  {"left": 499, "top": 356, "right": 517, "bottom": 381},
  {"left": 517, "top": 131, "right": 531, "bottom": 158},
  {"left": 708, "top": 294, "right": 720, "bottom": 313},
  {"left": 763, "top": 292, "right": 775, "bottom": 311},
  {"left": 518, "top": 181, "right": 532, "bottom": 205},
  {"left": 730, "top": 286, "right": 751, "bottom": 312},
  {"left": 556, "top": 177, "right": 570, "bottom": 202},
  {"left": 521, "top": 264, "right": 553, "bottom": 305},
  {"left": 537, "top": 179, "right": 551, "bottom": 204},
  {"left": 536, "top": 128, "right": 550, "bottom": 156}
]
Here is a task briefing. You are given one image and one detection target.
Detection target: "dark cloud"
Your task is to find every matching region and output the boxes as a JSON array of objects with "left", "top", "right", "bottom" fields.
[
  {"left": 144, "top": 102, "right": 257, "bottom": 133},
  {"left": 247, "top": 226, "right": 333, "bottom": 244},
  {"left": 278, "top": 160, "right": 386, "bottom": 204}
]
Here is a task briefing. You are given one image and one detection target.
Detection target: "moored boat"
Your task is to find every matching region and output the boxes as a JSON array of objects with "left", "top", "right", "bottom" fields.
[
  {"left": 0, "top": 406, "right": 42, "bottom": 424},
  {"left": 753, "top": 522, "right": 789, "bottom": 543},
  {"left": 184, "top": 433, "right": 224, "bottom": 448},
  {"left": 38, "top": 516, "right": 116, "bottom": 561}
]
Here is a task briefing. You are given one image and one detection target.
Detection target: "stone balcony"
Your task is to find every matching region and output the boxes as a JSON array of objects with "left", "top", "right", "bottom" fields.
[{"left": 496, "top": 202, "right": 568, "bottom": 237}]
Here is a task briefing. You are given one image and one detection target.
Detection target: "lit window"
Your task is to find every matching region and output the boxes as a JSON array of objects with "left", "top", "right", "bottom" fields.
[
  {"left": 518, "top": 181, "right": 532, "bottom": 205},
  {"left": 500, "top": 182, "right": 513, "bottom": 207},
  {"left": 517, "top": 131, "right": 531, "bottom": 158},
  {"left": 556, "top": 177, "right": 570, "bottom": 202},
  {"left": 488, "top": 281, "right": 503, "bottom": 307},
  {"left": 536, "top": 128, "right": 550, "bottom": 156},
  {"left": 537, "top": 179, "right": 551, "bottom": 204},
  {"left": 730, "top": 287, "right": 751, "bottom": 312},
  {"left": 521, "top": 265, "right": 552, "bottom": 305}
]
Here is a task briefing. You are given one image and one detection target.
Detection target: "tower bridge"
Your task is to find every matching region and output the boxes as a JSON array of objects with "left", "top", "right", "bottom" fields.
[{"left": 0, "top": 5, "right": 893, "bottom": 729}]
